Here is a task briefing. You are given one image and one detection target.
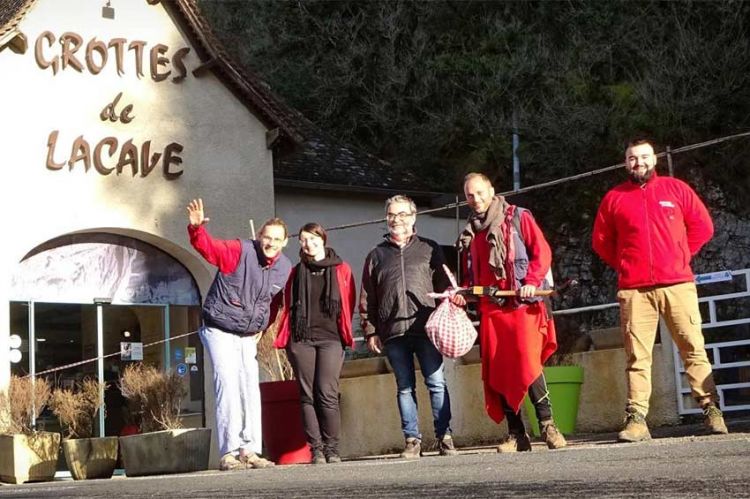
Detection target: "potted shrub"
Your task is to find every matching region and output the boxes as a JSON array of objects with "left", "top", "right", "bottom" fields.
[
  {"left": 118, "top": 363, "right": 211, "bottom": 477},
  {"left": 0, "top": 375, "right": 60, "bottom": 484},
  {"left": 49, "top": 378, "right": 118, "bottom": 480}
]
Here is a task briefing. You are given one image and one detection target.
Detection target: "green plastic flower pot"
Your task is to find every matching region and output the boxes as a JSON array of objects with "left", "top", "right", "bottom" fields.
[{"left": 523, "top": 365, "right": 584, "bottom": 436}]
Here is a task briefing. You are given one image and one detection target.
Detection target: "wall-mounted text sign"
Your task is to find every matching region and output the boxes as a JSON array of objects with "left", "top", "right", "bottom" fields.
[{"left": 33, "top": 31, "right": 193, "bottom": 179}]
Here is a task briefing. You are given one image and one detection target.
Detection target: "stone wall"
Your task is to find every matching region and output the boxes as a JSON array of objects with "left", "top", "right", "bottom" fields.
[{"left": 337, "top": 344, "right": 680, "bottom": 458}]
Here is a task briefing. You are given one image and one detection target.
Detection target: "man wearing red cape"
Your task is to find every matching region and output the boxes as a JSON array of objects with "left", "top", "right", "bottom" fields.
[{"left": 454, "top": 172, "right": 566, "bottom": 452}]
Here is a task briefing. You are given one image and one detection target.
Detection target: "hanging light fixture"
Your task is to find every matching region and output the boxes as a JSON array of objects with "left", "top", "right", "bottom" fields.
[{"left": 102, "top": 0, "right": 115, "bottom": 19}]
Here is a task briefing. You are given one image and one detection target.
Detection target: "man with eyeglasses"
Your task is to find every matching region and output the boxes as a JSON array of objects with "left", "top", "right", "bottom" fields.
[
  {"left": 187, "top": 198, "right": 292, "bottom": 470},
  {"left": 359, "top": 194, "right": 458, "bottom": 459}
]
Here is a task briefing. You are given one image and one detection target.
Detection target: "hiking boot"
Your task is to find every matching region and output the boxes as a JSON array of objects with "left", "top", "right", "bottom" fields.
[
  {"left": 540, "top": 419, "right": 567, "bottom": 449},
  {"left": 400, "top": 437, "right": 422, "bottom": 459},
  {"left": 496, "top": 431, "right": 532, "bottom": 453},
  {"left": 703, "top": 403, "right": 729, "bottom": 434},
  {"left": 326, "top": 453, "right": 342, "bottom": 464},
  {"left": 239, "top": 451, "right": 275, "bottom": 469},
  {"left": 437, "top": 434, "right": 459, "bottom": 456},
  {"left": 312, "top": 449, "right": 327, "bottom": 465},
  {"left": 617, "top": 409, "right": 651, "bottom": 442},
  {"left": 219, "top": 453, "right": 245, "bottom": 471}
]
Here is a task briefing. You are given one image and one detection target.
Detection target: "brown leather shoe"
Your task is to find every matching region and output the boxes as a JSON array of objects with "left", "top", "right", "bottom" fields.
[
  {"left": 617, "top": 409, "right": 651, "bottom": 442},
  {"left": 239, "top": 451, "right": 276, "bottom": 469},
  {"left": 400, "top": 437, "right": 422, "bottom": 459},
  {"left": 219, "top": 453, "right": 245, "bottom": 471},
  {"left": 311, "top": 449, "right": 327, "bottom": 465},
  {"left": 496, "top": 432, "right": 532, "bottom": 453},
  {"left": 703, "top": 403, "right": 729, "bottom": 434},
  {"left": 540, "top": 420, "right": 567, "bottom": 449},
  {"left": 437, "top": 434, "right": 459, "bottom": 456}
]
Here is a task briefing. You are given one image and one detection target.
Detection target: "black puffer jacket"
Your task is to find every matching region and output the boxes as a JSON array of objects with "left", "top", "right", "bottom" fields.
[{"left": 359, "top": 235, "right": 450, "bottom": 343}]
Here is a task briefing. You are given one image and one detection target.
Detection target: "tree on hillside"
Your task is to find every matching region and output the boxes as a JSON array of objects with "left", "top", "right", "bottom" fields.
[{"left": 198, "top": 0, "right": 750, "bottom": 210}]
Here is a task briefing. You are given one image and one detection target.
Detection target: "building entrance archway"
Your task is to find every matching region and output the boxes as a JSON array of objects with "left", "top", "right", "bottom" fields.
[{"left": 10, "top": 232, "right": 204, "bottom": 437}]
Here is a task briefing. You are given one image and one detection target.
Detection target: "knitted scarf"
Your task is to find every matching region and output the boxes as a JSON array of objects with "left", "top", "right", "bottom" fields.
[
  {"left": 291, "top": 247, "right": 342, "bottom": 342},
  {"left": 457, "top": 195, "right": 512, "bottom": 280}
]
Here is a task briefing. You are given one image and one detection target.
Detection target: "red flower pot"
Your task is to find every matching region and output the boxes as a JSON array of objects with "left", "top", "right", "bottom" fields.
[{"left": 260, "top": 380, "right": 312, "bottom": 464}]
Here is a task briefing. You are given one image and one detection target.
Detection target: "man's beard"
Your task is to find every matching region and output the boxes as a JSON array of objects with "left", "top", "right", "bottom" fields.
[
  {"left": 389, "top": 225, "right": 413, "bottom": 242},
  {"left": 628, "top": 167, "right": 655, "bottom": 184}
]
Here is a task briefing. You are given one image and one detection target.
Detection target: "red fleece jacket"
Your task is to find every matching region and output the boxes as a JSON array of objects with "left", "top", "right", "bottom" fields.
[{"left": 592, "top": 173, "right": 713, "bottom": 289}]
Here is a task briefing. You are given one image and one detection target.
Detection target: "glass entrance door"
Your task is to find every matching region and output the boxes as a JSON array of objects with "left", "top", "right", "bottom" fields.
[
  {"left": 10, "top": 301, "right": 100, "bottom": 434},
  {"left": 9, "top": 301, "right": 203, "bottom": 436}
]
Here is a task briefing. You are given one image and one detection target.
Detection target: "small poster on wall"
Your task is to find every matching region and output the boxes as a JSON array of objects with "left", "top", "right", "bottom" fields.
[
  {"left": 185, "top": 347, "right": 197, "bottom": 364},
  {"left": 121, "top": 342, "right": 144, "bottom": 361}
]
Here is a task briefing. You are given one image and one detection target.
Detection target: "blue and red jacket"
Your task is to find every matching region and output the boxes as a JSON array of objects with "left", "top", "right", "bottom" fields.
[
  {"left": 189, "top": 224, "right": 291, "bottom": 334},
  {"left": 592, "top": 172, "right": 713, "bottom": 289}
]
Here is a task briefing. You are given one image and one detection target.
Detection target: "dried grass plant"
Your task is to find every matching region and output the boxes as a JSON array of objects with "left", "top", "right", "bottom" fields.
[
  {"left": 0, "top": 375, "right": 52, "bottom": 434},
  {"left": 119, "top": 364, "right": 186, "bottom": 433},
  {"left": 256, "top": 317, "right": 294, "bottom": 382},
  {"left": 49, "top": 378, "right": 105, "bottom": 439}
]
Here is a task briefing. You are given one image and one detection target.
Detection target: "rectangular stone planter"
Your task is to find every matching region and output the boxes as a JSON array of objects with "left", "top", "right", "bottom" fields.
[
  {"left": 0, "top": 432, "right": 61, "bottom": 484},
  {"left": 119, "top": 428, "right": 211, "bottom": 477},
  {"left": 63, "top": 436, "right": 118, "bottom": 480}
]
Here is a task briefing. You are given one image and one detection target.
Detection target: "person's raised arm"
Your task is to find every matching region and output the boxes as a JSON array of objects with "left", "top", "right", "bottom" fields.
[{"left": 186, "top": 198, "right": 241, "bottom": 273}]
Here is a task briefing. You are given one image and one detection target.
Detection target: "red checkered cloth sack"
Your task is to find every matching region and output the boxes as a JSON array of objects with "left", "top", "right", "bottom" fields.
[{"left": 425, "top": 266, "right": 477, "bottom": 358}]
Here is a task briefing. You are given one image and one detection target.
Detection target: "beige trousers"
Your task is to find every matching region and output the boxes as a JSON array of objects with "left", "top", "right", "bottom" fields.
[{"left": 617, "top": 281, "right": 717, "bottom": 416}]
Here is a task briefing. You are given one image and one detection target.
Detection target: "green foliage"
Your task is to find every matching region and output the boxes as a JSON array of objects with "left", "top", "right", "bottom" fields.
[{"left": 197, "top": 0, "right": 750, "bottom": 210}]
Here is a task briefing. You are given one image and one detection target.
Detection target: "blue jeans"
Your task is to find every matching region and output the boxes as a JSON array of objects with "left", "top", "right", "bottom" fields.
[{"left": 384, "top": 334, "right": 452, "bottom": 440}]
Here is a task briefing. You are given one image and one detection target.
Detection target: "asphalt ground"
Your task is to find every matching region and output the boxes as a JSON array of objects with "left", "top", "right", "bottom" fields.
[{"left": 1, "top": 419, "right": 749, "bottom": 498}]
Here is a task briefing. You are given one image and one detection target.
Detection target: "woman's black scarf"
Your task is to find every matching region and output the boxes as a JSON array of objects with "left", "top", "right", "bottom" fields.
[{"left": 291, "top": 247, "right": 342, "bottom": 342}]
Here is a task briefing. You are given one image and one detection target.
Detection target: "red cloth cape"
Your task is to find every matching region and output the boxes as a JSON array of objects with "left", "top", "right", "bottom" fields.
[{"left": 479, "top": 301, "right": 557, "bottom": 423}]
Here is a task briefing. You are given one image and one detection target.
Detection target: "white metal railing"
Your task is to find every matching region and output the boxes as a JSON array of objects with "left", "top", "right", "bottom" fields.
[{"left": 675, "top": 269, "right": 750, "bottom": 414}]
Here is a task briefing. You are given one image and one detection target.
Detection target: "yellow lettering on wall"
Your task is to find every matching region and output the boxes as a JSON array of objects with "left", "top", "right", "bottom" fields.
[
  {"left": 94, "top": 137, "right": 118, "bottom": 175},
  {"left": 116, "top": 139, "right": 139, "bottom": 176},
  {"left": 68, "top": 135, "right": 92, "bottom": 171},
  {"left": 60, "top": 32, "right": 84, "bottom": 72},
  {"left": 86, "top": 38, "right": 109, "bottom": 75},
  {"left": 150, "top": 43, "right": 170, "bottom": 82},
  {"left": 108, "top": 38, "right": 127, "bottom": 76},
  {"left": 140, "top": 140, "right": 162, "bottom": 177},
  {"left": 35, "top": 31, "right": 58, "bottom": 74},
  {"left": 45, "top": 130, "right": 65, "bottom": 170},
  {"left": 128, "top": 40, "right": 146, "bottom": 78},
  {"left": 163, "top": 142, "right": 184, "bottom": 178}
]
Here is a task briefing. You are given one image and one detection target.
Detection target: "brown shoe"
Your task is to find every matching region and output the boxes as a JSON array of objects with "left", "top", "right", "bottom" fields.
[
  {"left": 540, "top": 420, "right": 567, "bottom": 449},
  {"left": 239, "top": 451, "right": 276, "bottom": 469},
  {"left": 311, "top": 449, "right": 327, "bottom": 465},
  {"left": 496, "top": 432, "right": 532, "bottom": 453},
  {"left": 703, "top": 403, "right": 729, "bottom": 434},
  {"left": 437, "top": 434, "right": 459, "bottom": 456},
  {"left": 219, "top": 453, "right": 246, "bottom": 471},
  {"left": 617, "top": 409, "right": 651, "bottom": 442},
  {"left": 400, "top": 437, "right": 422, "bottom": 459}
]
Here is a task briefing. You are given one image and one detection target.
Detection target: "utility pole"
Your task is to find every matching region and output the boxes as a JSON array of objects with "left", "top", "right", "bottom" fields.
[{"left": 512, "top": 110, "right": 521, "bottom": 191}]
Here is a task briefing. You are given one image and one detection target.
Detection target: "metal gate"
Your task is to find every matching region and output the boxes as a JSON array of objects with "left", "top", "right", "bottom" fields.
[{"left": 674, "top": 270, "right": 750, "bottom": 414}]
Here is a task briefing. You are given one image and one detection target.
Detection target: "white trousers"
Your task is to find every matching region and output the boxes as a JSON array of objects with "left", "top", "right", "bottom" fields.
[{"left": 200, "top": 325, "right": 262, "bottom": 456}]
